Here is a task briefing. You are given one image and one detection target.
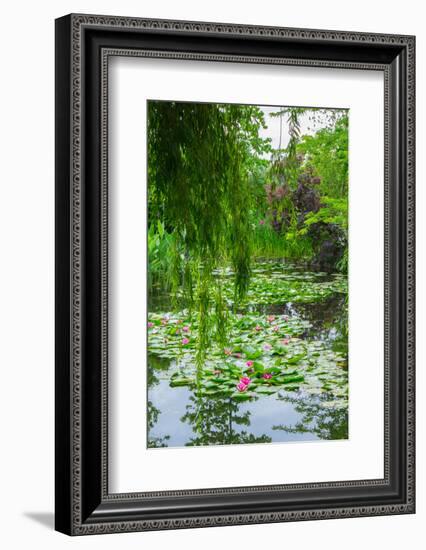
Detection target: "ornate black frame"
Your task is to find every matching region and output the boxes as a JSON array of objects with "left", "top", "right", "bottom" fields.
[{"left": 55, "top": 13, "right": 415, "bottom": 535}]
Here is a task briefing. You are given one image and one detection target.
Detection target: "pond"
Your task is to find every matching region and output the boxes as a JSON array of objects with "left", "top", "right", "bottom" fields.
[{"left": 147, "top": 260, "right": 348, "bottom": 448}]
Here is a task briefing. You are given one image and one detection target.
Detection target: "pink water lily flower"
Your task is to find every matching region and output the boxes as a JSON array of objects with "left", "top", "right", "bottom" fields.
[
  {"left": 282, "top": 315, "right": 289, "bottom": 321},
  {"left": 148, "top": 322, "right": 154, "bottom": 328},
  {"left": 255, "top": 325, "right": 261, "bottom": 332},
  {"left": 236, "top": 382, "right": 248, "bottom": 392},
  {"left": 281, "top": 338, "right": 290, "bottom": 345},
  {"left": 273, "top": 325, "right": 280, "bottom": 332},
  {"left": 182, "top": 325, "right": 190, "bottom": 332},
  {"left": 234, "top": 352, "right": 242, "bottom": 358},
  {"left": 224, "top": 348, "right": 232, "bottom": 356},
  {"left": 246, "top": 360, "right": 254, "bottom": 367},
  {"left": 267, "top": 315, "right": 275, "bottom": 323},
  {"left": 240, "top": 376, "right": 251, "bottom": 385},
  {"left": 182, "top": 337, "right": 190, "bottom": 345},
  {"left": 262, "top": 373, "right": 272, "bottom": 380},
  {"left": 263, "top": 343, "right": 272, "bottom": 351},
  {"left": 161, "top": 318, "right": 169, "bottom": 325},
  {"left": 259, "top": 219, "right": 265, "bottom": 225}
]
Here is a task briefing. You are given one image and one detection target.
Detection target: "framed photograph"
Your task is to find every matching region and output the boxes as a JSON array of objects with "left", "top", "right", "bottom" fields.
[{"left": 55, "top": 14, "right": 415, "bottom": 535}]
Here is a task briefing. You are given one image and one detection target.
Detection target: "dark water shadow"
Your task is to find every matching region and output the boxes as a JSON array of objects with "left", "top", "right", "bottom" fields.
[{"left": 23, "top": 511, "right": 54, "bottom": 530}]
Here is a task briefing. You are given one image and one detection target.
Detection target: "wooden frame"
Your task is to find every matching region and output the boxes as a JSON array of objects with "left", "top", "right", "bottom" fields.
[{"left": 55, "top": 13, "right": 415, "bottom": 535}]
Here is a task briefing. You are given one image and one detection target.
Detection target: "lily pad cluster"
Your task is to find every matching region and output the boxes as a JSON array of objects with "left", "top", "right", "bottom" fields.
[
  {"left": 181, "top": 261, "right": 347, "bottom": 308},
  {"left": 148, "top": 308, "right": 348, "bottom": 409}
]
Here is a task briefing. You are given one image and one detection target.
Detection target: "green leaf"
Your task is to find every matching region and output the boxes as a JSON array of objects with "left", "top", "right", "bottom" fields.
[
  {"left": 286, "top": 353, "right": 306, "bottom": 365},
  {"left": 244, "top": 346, "right": 263, "bottom": 360},
  {"left": 264, "top": 366, "right": 281, "bottom": 375},
  {"left": 256, "top": 387, "right": 277, "bottom": 395},
  {"left": 281, "top": 374, "right": 304, "bottom": 384},
  {"left": 170, "top": 377, "right": 193, "bottom": 387}
]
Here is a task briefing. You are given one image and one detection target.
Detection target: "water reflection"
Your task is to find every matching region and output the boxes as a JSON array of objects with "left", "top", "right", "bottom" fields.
[
  {"left": 182, "top": 395, "right": 272, "bottom": 446},
  {"left": 146, "top": 371, "right": 334, "bottom": 447},
  {"left": 273, "top": 391, "right": 348, "bottom": 440}
]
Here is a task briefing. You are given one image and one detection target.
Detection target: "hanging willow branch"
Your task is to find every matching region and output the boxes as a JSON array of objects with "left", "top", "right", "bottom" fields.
[
  {"left": 269, "top": 106, "right": 306, "bottom": 188},
  {"left": 147, "top": 101, "right": 269, "bottom": 373}
]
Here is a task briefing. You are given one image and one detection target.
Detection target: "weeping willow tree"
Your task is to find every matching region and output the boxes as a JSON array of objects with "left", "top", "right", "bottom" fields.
[
  {"left": 263, "top": 107, "right": 306, "bottom": 238},
  {"left": 269, "top": 106, "right": 306, "bottom": 188},
  {"left": 147, "top": 101, "right": 269, "bottom": 375}
]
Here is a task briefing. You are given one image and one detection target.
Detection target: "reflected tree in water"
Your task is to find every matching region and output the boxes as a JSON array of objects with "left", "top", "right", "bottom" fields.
[
  {"left": 272, "top": 392, "right": 348, "bottom": 440},
  {"left": 147, "top": 354, "right": 171, "bottom": 448},
  {"left": 182, "top": 395, "right": 272, "bottom": 446},
  {"left": 147, "top": 400, "right": 171, "bottom": 448}
]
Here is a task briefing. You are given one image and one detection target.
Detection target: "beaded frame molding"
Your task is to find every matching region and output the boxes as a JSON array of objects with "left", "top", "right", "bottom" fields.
[{"left": 55, "top": 14, "right": 415, "bottom": 536}]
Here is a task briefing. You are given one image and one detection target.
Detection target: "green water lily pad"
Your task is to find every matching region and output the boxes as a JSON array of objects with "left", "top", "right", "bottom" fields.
[
  {"left": 170, "top": 377, "right": 194, "bottom": 387},
  {"left": 243, "top": 346, "right": 263, "bottom": 360}
]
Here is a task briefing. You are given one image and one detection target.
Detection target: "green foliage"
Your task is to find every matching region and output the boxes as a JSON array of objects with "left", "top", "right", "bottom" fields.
[
  {"left": 298, "top": 114, "right": 349, "bottom": 198},
  {"left": 298, "top": 197, "right": 348, "bottom": 272},
  {"left": 302, "top": 197, "right": 348, "bottom": 232},
  {"left": 257, "top": 109, "right": 349, "bottom": 270},
  {"left": 148, "top": 221, "right": 178, "bottom": 291},
  {"left": 252, "top": 221, "right": 314, "bottom": 259},
  {"left": 148, "top": 101, "right": 271, "bottom": 370}
]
